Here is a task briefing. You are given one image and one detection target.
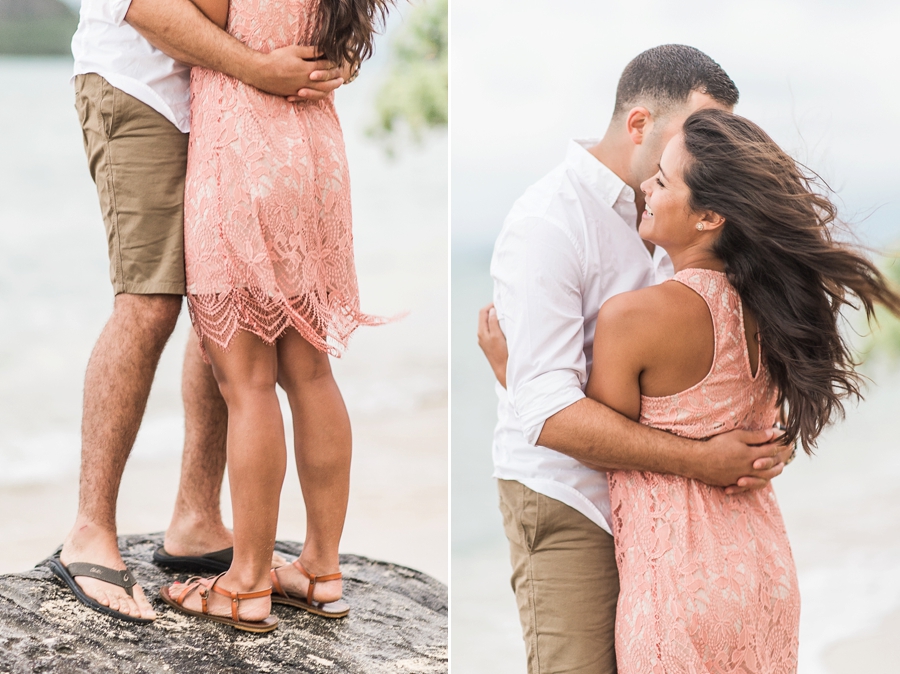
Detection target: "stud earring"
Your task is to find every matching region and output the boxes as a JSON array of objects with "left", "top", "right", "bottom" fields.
[{"left": 695, "top": 223, "right": 704, "bottom": 231}]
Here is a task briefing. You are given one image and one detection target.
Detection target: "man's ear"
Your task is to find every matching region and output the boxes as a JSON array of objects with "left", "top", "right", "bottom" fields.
[{"left": 625, "top": 107, "right": 652, "bottom": 145}]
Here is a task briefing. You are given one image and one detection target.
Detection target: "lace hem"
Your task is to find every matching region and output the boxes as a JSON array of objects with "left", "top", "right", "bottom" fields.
[{"left": 187, "top": 288, "right": 388, "bottom": 360}]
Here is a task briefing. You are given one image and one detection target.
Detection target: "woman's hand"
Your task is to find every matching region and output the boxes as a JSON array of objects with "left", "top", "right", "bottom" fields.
[{"left": 477, "top": 304, "right": 508, "bottom": 389}]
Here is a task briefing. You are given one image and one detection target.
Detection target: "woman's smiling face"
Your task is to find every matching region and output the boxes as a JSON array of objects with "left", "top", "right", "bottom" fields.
[{"left": 638, "top": 132, "right": 703, "bottom": 250}]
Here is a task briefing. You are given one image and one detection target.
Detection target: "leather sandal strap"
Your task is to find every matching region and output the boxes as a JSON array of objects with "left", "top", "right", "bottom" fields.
[
  {"left": 210, "top": 585, "right": 273, "bottom": 601},
  {"left": 209, "top": 580, "right": 272, "bottom": 622},
  {"left": 293, "top": 559, "right": 342, "bottom": 584},
  {"left": 270, "top": 568, "right": 286, "bottom": 598},
  {"left": 66, "top": 563, "right": 137, "bottom": 598},
  {"left": 312, "top": 571, "right": 342, "bottom": 583},
  {"left": 294, "top": 559, "right": 342, "bottom": 605},
  {"left": 173, "top": 577, "right": 208, "bottom": 612}
]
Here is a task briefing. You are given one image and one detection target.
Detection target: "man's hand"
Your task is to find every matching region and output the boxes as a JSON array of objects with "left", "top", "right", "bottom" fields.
[
  {"left": 477, "top": 303, "right": 509, "bottom": 388},
  {"left": 253, "top": 46, "right": 344, "bottom": 100},
  {"left": 125, "top": 0, "right": 343, "bottom": 100},
  {"left": 692, "top": 428, "right": 793, "bottom": 494}
]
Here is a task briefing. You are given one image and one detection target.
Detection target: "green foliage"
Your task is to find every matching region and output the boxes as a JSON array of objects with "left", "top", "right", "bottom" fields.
[
  {"left": 867, "top": 252, "right": 900, "bottom": 366},
  {"left": 367, "top": 0, "right": 447, "bottom": 152}
]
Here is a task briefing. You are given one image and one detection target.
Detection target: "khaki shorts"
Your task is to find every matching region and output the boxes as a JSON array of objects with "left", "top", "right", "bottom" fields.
[
  {"left": 74, "top": 73, "right": 189, "bottom": 295},
  {"left": 498, "top": 479, "right": 620, "bottom": 674}
]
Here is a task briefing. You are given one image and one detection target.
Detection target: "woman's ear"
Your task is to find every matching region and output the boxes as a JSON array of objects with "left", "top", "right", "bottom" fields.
[
  {"left": 625, "top": 107, "right": 652, "bottom": 146},
  {"left": 700, "top": 211, "right": 726, "bottom": 232}
]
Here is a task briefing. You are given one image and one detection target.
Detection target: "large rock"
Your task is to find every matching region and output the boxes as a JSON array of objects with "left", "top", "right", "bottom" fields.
[{"left": 0, "top": 535, "right": 447, "bottom": 673}]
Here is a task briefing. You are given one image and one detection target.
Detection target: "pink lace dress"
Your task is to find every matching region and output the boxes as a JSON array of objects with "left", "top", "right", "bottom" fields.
[
  {"left": 184, "top": 0, "right": 381, "bottom": 356},
  {"left": 609, "top": 269, "right": 800, "bottom": 674}
]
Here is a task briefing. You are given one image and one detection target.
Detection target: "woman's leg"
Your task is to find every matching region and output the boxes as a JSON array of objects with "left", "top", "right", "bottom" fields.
[
  {"left": 169, "top": 330, "right": 286, "bottom": 621},
  {"left": 273, "top": 329, "right": 351, "bottom": 602}
]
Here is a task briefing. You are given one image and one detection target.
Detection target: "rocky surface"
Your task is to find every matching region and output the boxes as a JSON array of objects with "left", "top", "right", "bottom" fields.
[{"left": 0, "top": 535, "right": 447, "bottom": 673}]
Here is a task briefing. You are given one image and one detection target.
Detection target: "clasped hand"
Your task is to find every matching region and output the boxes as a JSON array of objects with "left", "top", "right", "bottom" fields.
[{"left": 258, "top": 46, "right": 350, "bottom": 101}]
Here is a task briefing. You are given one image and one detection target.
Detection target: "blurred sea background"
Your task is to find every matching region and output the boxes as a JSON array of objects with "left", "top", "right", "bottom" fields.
[
  {"left": 451, "top": 2, "right": 900, "bottom": 673},
  {"left": 0, "top": 0, "right": 448, "bottom": 584}
]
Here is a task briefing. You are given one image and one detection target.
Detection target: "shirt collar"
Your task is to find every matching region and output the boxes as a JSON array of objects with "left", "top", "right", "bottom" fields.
[{"left": 566, "top": 139, "right": 636, "bottom": 209}]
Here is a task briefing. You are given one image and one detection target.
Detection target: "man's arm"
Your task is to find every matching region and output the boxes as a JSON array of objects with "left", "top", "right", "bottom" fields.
[
  {"left": 125, "top": 0, "right": 343, "bottom": 99},
  {"left": 576, "top": 291, "right": 789, "bottom": 491},
  {"left": 478, "top": 294, "right": 791, "bottom": 494},
  {"left": 537, "top": 400, "right": 787, "bottom": 493}
]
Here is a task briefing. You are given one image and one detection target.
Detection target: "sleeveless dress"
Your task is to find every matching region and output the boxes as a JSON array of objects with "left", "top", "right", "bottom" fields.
[
  {"left": 609, "top": 268, "right": 800, "bottom": 674},
  {"left": 183, "top": 0, "right": 382, "bottom": 356}
]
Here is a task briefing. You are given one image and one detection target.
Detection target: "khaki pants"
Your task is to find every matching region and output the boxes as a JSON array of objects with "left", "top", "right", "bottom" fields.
[
  {"left": 498, "top": 479, "right": 619, "bottom": 674},
  {"left": 74, "top": 73, "right": 189, "bottom": 295}
]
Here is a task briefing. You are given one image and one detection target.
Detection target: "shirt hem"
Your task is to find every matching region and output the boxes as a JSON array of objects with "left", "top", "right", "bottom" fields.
[
  {"left": 70, "top": 69, "right": 190, "bottom": 133},
  {"left": 493, "top": 474, "right": 612, "bottom": 535}
]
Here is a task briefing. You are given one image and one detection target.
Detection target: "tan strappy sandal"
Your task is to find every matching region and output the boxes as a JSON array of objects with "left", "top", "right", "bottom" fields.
[
  {"left": 270, "top": 559, "right": 350, "bottom": 618},
  {"left": 159, "top": 572, "right": 279, "bottom": 633}
]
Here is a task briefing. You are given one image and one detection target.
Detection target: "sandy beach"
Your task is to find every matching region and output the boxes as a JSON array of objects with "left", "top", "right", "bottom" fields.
[{"left": 0, "top": 52, "right": 448, "bottom": 585}]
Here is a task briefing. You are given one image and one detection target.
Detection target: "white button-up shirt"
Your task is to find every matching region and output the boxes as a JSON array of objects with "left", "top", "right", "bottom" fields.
[
  {"left": 71, "top": 0, "right": 191, "bottom": 133},
  {"left": 491, "top": 139, "right": 674, "bottom": 534}
]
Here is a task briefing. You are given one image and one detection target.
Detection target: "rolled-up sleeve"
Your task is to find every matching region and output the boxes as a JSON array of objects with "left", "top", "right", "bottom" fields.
[
  {"left": 491, "top": 216, "right": 587, "bottom": 446},
  {"left": 110, "top": 0, "right": 134, "bottom": 25}
]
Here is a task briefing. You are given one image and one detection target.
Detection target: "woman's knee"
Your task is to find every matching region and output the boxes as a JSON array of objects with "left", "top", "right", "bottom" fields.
[
  {"left": 278, "top": 348, "right": 333, "bottom": 391},
  {"left": 215, "top": 371, "right": 278, "bottom": 410}
]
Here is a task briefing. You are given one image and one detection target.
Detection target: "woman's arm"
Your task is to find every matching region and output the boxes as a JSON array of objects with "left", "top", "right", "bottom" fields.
[
  {"left": 584, "top": 293, "right": 645, "bottom": 422},
  {"left": 477, "top": 303, "right": 508, "bottom": 388},
  {"left": 189, "top": 0, "right": 228, "bottom": 29}
]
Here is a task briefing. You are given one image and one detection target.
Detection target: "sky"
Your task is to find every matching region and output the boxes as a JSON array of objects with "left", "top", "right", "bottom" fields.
[{"left": 450, "top": 0, "right": 900, "bottom": 251}]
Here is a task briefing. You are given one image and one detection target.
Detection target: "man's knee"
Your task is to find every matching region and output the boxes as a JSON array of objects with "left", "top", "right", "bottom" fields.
[{"left": 113, "top": 293, "right": 182, "bottom": 342}]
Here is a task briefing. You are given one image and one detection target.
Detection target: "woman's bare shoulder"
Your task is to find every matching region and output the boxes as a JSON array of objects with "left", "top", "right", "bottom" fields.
[
  {"left": 595, "top": 280, "right": 713, "bottom": 376},
  {"left": 597, "top": 281, "right": 706, "bottom": 331}
]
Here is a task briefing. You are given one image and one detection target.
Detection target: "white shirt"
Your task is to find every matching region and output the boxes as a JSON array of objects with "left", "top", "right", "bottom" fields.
[
  {"left": 490, "top": 139, "right": 674, "bottom": 534},
  {"left": 71, "top": 0, "right": 191, "bottom": 133}
]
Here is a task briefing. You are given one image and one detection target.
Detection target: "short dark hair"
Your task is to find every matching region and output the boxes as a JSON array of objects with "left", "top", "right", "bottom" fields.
[{"left": 612, "top": 44, "right": 739, "bottom": 118}]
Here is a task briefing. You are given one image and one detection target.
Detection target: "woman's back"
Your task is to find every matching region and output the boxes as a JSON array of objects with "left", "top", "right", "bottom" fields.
[
  {"left": 639, "top": 268, "right": 776, "bottom": 437},
  {"left": 227, "top": 0, "right": 317, "bottom": 52}
]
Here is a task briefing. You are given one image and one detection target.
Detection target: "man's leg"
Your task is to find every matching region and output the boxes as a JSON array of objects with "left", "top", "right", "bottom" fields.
[
  {"left": 61, "top": 293, "right": 180, "bottom": 619},
  {"left": 498, "top": 479, "right": 620, "bottom": 674},
  {"left": 162, "top": 329, "right": 232, "bottom": 555},
  {"left": 60, "top": 73, "right": 190, "bottom": 619}
]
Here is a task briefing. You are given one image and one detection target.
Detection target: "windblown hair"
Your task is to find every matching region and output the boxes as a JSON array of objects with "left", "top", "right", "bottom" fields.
[
  {"left": 313, "top": 0, "right": 394, "bottom": 71},
  {"left": 681, "top": 109, "right": 900, "bottom": 453},
  {"left": 613, "top": 44, "right": 739, "bottom": 119}
]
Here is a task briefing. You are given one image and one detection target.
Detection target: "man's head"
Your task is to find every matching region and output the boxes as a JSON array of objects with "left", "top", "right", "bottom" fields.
[{"left": 605, "top": 45, "right": 739, "bottom": 189}]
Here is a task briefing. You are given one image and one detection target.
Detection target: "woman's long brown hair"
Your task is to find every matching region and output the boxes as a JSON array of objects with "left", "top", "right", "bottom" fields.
[
  {"left": 681, "top": 109, "right": 900, "bottom": 453},
  {"left": 313, "top": 0, "right": 394, "bottom": 71}
]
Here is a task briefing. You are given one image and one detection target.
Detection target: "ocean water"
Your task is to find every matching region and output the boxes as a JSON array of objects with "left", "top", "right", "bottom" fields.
[{"left": 0, "top": 56, "right": 448, "bottom": 488}]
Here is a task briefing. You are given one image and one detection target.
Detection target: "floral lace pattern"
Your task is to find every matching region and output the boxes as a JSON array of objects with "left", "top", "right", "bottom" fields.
[
  {"left": 609, "top": 269, "right": 800, "bottom": 673},
  {"left": 184, "top": 0, "right": 383, "bottom": 357}
]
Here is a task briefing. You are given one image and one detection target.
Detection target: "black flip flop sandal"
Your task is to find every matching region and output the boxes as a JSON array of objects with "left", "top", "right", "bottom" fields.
[
  {"left": 47, "top": 552, "right": 154, "bottom": 624},
  {"left": 152, "top": 545, "right": 234, "bottom": 574}
]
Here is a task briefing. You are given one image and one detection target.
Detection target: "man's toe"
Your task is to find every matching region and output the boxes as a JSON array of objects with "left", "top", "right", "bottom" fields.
[{"left": 132, "top": 588, "right": 156, "bottom": 620}]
